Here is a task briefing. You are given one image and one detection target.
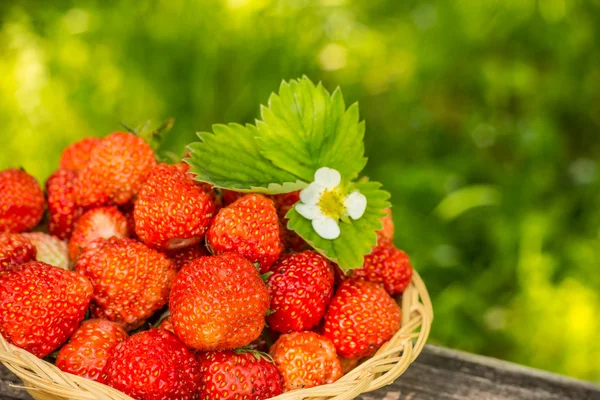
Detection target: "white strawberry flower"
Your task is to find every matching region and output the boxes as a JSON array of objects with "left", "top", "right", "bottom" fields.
[{"left": 295, "top": 167, "right": 367, "bottom": 240}]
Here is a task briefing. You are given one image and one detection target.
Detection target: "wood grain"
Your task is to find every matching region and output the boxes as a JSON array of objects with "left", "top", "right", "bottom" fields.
[{"left": 0, "top": 345, "right": 598, "bottom": 400}]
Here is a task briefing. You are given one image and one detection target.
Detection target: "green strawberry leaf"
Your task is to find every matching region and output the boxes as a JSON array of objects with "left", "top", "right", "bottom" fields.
[
  {"left": 187, "top": 123, "right": 306, "bottom": 193},
  {"left": 286, "top": 181, "right": 391, "bottom": 272},
  {"left": 256, "top": 76, "right": 367, "bottom": 182}
]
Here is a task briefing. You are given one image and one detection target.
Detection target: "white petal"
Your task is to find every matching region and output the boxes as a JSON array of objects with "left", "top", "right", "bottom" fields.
[
  {"left": 300, "top": 182, "right": 325, "bottom": 205},
  {"left": 314, "top": 167, "right": 341, "bottom": 190},
  {"left": 312, "top": 217, "right": 341, "bottom": 240},
  {"left": 295, "top": 203, "right": 323, "bottom": 220},
  {"left": 345, "top": 191, "right": 367, "bottom": 220}
]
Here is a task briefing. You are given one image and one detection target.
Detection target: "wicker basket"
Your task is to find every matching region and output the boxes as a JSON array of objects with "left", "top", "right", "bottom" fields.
[{"left": 0, "top": 271, "right": 432, "bottom": 400}]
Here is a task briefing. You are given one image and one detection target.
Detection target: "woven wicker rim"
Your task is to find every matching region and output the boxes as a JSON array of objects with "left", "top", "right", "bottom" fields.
[{"left": 0, "top": 271, "right": 432, "bottom": 400}]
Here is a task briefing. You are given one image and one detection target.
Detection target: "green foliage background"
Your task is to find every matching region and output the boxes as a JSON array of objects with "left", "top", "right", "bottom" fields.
[{"left": 1, "top": 0, "right": 599, "bottom": 382}]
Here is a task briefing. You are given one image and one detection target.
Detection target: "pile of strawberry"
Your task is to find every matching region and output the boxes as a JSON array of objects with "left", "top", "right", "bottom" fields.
[{"left": 0, "top": 132, "right": 413, "bottom": 400}]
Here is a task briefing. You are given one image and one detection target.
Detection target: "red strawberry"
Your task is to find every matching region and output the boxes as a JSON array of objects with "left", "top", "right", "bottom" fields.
[
  {"left": 323, "top": 279, "right": 401, "bottom": 359},
  {"left": 352, "top": 239, "right": 413, "bottom": 296},
  {"left": 0, "top": 233, "right": 36, "bottom": 271},
  {"left": 221, "top": 190, "right": 306, "bottom": 252},
  {"left": 157, "top": 316, "right": 174, "bottom": 334},
  {"left": 269, "top": 331, "right": 343, "bottom": 391},
  {"left": 170, "top": 253, "right": 270, "bottom": 351},
  {"left": 134, "top": 164, "right": 215, "bottom": 250},
  {"left": 22, "top": 232, "right": 70, "bottom": 270},
  {"left": 75, "top": 132, "right": 156, "bottom": 208},
  {"left": 0, "top": 261, "right": 92, "bottom": 358},
  {"left": 266, "top": 251, "right": 334, "bottom": 333},
  {"left": 56, "top": 319, "right": 127, "bottom": 381},
  {"left": 207, "top": 194, "right": 282, "bottom": 273},
  {"left": 46, "top": 169, "right": 83, "bottom": 240},
  {"left": 68, "top": 206, "right": 128, "bottom": 262},
  {"left": 0, "top": 168, "right": 45, "bottom": 233},
  {"left": 165, "top": 245, "right": 209, "bottom": 270},
  {"left": 197, "top": 350, "right": 283, "bottom": 400},
  {"left": 377, "top": 207, "right": 394, "bottom": 242},
  {"left": 102, "top": 329, "right": 200, "bottom": 400},
  {"left": 76, "top": 237, "right": 177, "bottom": 331},
  {"left": 59, "top": 137, "right": 101, "bottom": 173}
]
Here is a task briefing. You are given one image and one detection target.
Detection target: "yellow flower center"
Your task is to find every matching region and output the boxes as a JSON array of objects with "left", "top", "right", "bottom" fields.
[{"left": 318, "top": 188, "right": 345, "bottom": 219}]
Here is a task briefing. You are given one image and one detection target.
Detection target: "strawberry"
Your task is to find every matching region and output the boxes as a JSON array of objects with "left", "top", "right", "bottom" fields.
[
  {"left": 377, "top": 207, "right": 394, "bottom": 242},
  {"left": 0, "top": 261, "right": 92, "bottom": 358},
  {"left": 157, "top": 316, "right": 174, "bottom": 334},
  {"left": 323, "top": 279, "right": 401, "bottom": 359},
  {"left": 196, "top": 350, "right": 283, "bottom": 400},
  {"left": 269, "top": 331, "right": 343, "bottom": 391},
  {"left": 351, "top": 239, "right": 413, "bottom": 296},
  {"left": 0, "top": 233, "right": 36, "bottom": 271},
  {"left": 46, "top": 169, "right": 83, "bottom": 240},
  {"left": 56, "top": 319, "right": 127, "bottom": 381},
  {"left": 169, "top": 253, "right": 270, "bottom": 351},
  {"left": 102, "top": 329, "right": 200, "bottom": 400},
  {"left": 75, "top": 132, "right": 156, "bottom": 208},
  {"left": 134, "top": 164, "right": 215, "bottom": 250},
  {"left": 207, "top": 194, "right": 282, "bottom": 273},
  {"left": 76, "top": 237, "right": 177, "bottom": 331},
  {"left": 68, "top": 206, "right": 128, "bottom": 262},
  {"left": 22, "top": 232, "right": 70, "bottom": 270},
  {"left": 266, "top": 251, "right": 334, "bottom": 333},
  {"left": 165, "top": 245, "right": 209, "bottom": 270},
  {"left": 221, "top": 190, "right": 306, "bottom": 252},
  {"left": 0, "top": 168, "right": 45, "bottom": 233},
  {"left": 58, "top": 137, "right": 101, "bottom": 173}
]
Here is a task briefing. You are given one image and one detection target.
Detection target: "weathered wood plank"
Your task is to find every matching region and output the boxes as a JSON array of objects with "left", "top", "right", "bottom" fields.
[{"left": 0, "top": 345, "right": 598, "bottom": 399}]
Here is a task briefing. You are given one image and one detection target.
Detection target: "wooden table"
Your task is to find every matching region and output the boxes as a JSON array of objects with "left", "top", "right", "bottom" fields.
[{"left": 1, "top": 345, "right": 598, "bottom": 399}]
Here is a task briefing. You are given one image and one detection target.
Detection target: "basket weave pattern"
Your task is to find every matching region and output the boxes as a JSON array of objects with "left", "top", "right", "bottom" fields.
[{"left": 0, "top": 271, "right": 432, "bottom": 400}]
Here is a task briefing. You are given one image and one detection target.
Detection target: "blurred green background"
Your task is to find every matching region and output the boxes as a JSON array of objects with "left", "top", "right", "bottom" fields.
[{"left": 1, "top": 0, "right": 599, "bottom": 382}]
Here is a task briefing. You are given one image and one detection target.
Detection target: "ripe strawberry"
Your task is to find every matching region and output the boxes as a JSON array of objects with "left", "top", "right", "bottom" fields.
[
  {"left": 76, "top": 237, "right": 177, "bottom": 331},
  {"left": 170, "top": 253, "right": 270, "bottom": 351},
  {"left": 56, "top": 319, "right": 127, "bottom": 381},
  {"left": 68, "top": 206, "right": 128, "bottom": 261},
  {"left": 269, "top": 331, "right": 342, "bottom": 391},
  {"left": 0, "top": 233, "right": 36, "bottom": 271},
  {"left": 266, "top": 251, "right": 334, "bottom": 333},
  {"left": 220, "top": 190, "right": 306, "bottom": 251},
  {"left": 46, "top": 169, "right": 83, "bottom": 240},
  {"left": 157, "top": 316, "right": 174, "bottom": 334},
  {"left": 323, "top": 279, "right": 401, "bottom": 359},
  {"left": 197, "top": 350, "right": 283, "bottom": 400},
  {"left": 0, "top": 168, "right": 45, "bottom": 233},
  {"left": 59, "top": 137, "right": 101, "bottom": 173},
  {"left": 207, "top": 194, "right": 282, "bottom": 273},
  {"left": 134, "top": 164, "right": 215, "bottom": 250},
  {"left": 351, "top": 239, "right": 413, "bottom": 296},
  {"left": 165, "top": 245, "right": 209, "bottom": 270},
  {"left": 75, "top": 132, "right": 156, "bottom": 208},
  {"left": 102, "top": 329, "right": 200, "bottom": 400},
  {"left": 377, "top": 207, "right": 394, "bottom": 242},
  {"left": 22, "top": 232, "right": 70, "bottom": 270},
  {"left": 0, "top": 261, "right": 92, "bottom": 358}
]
